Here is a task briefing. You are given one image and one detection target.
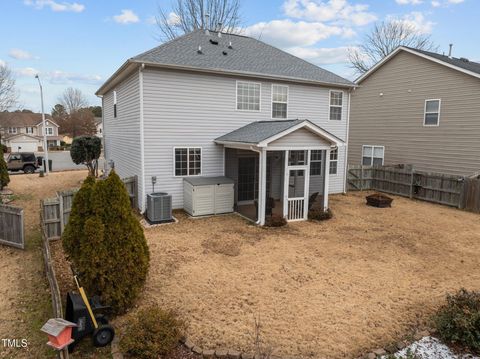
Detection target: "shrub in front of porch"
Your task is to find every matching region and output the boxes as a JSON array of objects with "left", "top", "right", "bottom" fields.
[
  {"left": 265, "top": 214, "right": 287, "bottom": 227},
  {"left": 308, "top": 207, "right": 333, "bottom": 221},
  {"left": 0, "top": 146, "right": 9, "bottom": 190}
]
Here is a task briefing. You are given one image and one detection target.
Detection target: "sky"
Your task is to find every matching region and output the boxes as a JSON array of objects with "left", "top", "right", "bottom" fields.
[{"left": 0, "top": 0, "right": 478, "bottom": 112}]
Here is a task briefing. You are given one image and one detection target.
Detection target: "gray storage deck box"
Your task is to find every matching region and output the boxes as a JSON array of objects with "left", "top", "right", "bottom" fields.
[{"left": 183, "top": 176, "right": 234, "bottom": 216}]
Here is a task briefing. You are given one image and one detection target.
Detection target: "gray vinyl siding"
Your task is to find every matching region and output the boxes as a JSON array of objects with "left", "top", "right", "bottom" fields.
[
  {"left": 142, "top": 68, "right": 349, "bottom": 209},
  {"left": 103, "top": 71, "right": 143, "bottom": 208},
  {"left": 349, "top": 50, "right": 480, "bottom": 176}
]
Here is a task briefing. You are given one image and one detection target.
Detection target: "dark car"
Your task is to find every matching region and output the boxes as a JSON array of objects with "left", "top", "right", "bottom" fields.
[{"left": 7, "top": 152, "right": 40, "bottom": 174}]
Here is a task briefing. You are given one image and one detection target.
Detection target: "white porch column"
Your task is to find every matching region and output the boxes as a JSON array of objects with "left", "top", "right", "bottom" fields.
[
  {"left": 303, "top": 149, "right": 311, "bottom": 220},
  {"left": 323, "top": 149, "right": 331, "bottom": 211},
  {"left": 283, "top": 150, "right": 289, "bottom": 218},
  {"left": 258, "top": 148, "right": 267, "bottom": 225}
]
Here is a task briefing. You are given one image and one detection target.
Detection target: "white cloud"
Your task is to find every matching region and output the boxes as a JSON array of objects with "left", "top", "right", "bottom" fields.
[
  {"left": 285, "top": 46, "right": 354, "bottom": 65},
  {"left": 166, "top": 12, "right": 181, "bottom": 26},
  {"left": 48, "top": 70, "right": 102, "bottom": 85},
  {"left": 396, "top": 0, "right": 423, "bottom": 4},
  {"left": 24, "top": 0, "right": 85, "bottom": 13},
  {"left": 390, "top": 11, "right": 434, "bottom": 34},
  {"left": 448, "top": 0, "right": 464, "bottom": 3},
  {"left": 282, "top": 0, "right": 377, "bottom": 26},
  {"left": 244, "top": 19, "right": 354, "bottom": 48},
  {"left": 9, "top": 49, "right": 36, "bottom": 60},
  {"left": 0, "top": 59, "right": 5, "bottom": 67},
  {"left": 113, "top": 9, "right": 140, "bottom": 24},
  {"left": 431, "top": 0, "right": 464, "bottom": 6},
  {"left": 16, "top": 67, "right": 39, "bottom": 77},
  {"left": 431, "top": 0, "right": 441, "bottom": 6}
]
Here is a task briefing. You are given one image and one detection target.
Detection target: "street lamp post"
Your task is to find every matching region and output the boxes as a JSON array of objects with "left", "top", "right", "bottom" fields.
[{"left": 35, "top": 74, "right": 49, "bottom": 175}]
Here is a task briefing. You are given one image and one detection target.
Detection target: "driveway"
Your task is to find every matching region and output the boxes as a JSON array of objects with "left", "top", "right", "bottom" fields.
[{"left": 5, "top": 151, "right": 105, "bottom": 173}]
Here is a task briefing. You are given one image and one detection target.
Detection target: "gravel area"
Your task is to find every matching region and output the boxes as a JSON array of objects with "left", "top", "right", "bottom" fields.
[{"left": 135, "top": 192, "right": 480, "bottom": 359}]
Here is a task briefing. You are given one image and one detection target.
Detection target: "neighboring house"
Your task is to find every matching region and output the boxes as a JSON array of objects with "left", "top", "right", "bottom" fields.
[
  {"left": 96, "top": 30, "right": 354, "bottom": 225},
  {"left": 95, "top": 117, "right": 103, "bottom": 138},
  {"left": 0, "top": 112, "right": 62, "bottom": 152},
  {"left": 349, "top": 46, "right": 480, "bottom": 176}
]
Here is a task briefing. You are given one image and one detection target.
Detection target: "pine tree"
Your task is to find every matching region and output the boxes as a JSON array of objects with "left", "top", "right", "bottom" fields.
[
  {"left": 69, "top": 171, "right": 149, "bottom": 314},
  {"left": 62, "top": 176, "right": 95, "bottom": 263},
  {"left": 0, "top": 146, "right": 10, "bottom": 190}
]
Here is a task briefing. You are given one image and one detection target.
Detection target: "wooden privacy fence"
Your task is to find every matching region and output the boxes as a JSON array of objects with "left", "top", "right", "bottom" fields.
[
  {"left": 41, "top": 175, "right": 138, "bottom": 240},
  {"left": 0, "top": 204, "right": 24, "bottom": 249},
  {"left": 347, "top": 165, "right": 480, "bottom": 211}
]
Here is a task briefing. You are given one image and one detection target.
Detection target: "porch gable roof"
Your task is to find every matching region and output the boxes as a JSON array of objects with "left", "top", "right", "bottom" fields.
[{"left": 214, "top": 119, "right": 344, "bottom": 148}]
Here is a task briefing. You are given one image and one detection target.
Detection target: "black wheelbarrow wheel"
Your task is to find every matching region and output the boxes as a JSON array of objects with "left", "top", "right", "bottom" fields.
[{"left": 93, "top": 324, "right": 115, "bottom": 347}]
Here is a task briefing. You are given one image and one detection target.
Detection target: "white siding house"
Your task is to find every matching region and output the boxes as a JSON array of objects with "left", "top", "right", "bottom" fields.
[{"left": 97, "top": 30, "right": 354, "bottom": 225}]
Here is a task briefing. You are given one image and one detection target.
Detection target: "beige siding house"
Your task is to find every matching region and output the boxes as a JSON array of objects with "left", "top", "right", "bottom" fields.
[{"left": 349, "top": 46, "right": 480, "bottom": 176}]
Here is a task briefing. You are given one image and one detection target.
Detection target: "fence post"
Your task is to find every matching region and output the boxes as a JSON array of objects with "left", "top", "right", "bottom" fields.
[
  {"left": 58, "top": 192, "right": 64, "bottom": 234},
  {"left": 458, "top": 176, "right": 466, "bottom": 209},
  {"left": 360, "top": 165, "right": 364, "bottom": 191},
  {"left": 409, "top": 167, "right": 415, "bottom": 199}
]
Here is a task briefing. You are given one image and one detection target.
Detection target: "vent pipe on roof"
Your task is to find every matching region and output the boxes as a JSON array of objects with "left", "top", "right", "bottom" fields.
[
  {"left": 217, "top": 22, "right": 223, "bottom": 37},
  {"left": 197, "top": 46, "right": 203, "bottom": 54},
  {"left": 204, "top": 14, "right": 210, "bottom": 35},
  {"left": 228, "top": 41, "right": 233, "bottom": 49},
  {"left": 448, "top": 44, "right": 453, "bottom": 58}
]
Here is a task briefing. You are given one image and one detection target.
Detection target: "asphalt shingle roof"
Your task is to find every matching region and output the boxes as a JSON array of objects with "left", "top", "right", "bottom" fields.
[
  {"left": 215, "top": 120, "right": 303, "bottom": 144},
  {"left": 406, "top": 47, "right": 480, "bottom": 75},
  {"left": 132, "top": 30, "right": 353, "bottom": 86},
  {"left": 0, "top": 112, "right": 54, "bottom": 127}
]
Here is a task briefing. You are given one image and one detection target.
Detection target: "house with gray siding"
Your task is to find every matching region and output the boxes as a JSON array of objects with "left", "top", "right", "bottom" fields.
[
  {"left": 96, "top": 30, "right": 354, "bottom": 225},
  {"left": 349, "top": 46, "right": 480, "bottom": 176}
]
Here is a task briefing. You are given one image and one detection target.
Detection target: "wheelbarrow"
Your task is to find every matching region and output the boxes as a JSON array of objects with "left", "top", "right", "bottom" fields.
[{"left": 65, "top": 275, "right": 115, "bottom": 352}]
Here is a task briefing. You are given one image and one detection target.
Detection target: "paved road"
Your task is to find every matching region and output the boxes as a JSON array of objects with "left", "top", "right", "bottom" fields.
[{"left": 6, "top": 151, "right": 105, "bottom": 173}]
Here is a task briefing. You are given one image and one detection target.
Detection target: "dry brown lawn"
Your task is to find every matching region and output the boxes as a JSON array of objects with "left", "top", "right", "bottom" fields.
[
  {"left": 0, "top": 171, "right": 87, "bottom": 358},
  {"left": 138, "top": 192, "right": 480, "bottom": 359}
]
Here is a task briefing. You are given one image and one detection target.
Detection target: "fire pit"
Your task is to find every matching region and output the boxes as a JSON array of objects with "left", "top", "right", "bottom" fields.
[{"left": 366, "top": 193, "right": 393, "bottom": 208}]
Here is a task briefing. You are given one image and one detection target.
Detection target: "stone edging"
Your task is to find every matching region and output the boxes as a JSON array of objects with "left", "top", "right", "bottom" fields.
[
  {"left": 182, "top": 337, "right": 295, "bottom": 359},
  {"left": 358, "top": 330, "right": 431, "bottom": 359}
]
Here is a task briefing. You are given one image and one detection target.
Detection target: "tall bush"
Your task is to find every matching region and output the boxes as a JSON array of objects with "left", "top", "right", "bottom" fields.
[
  {"left": 0, "top": 146, "right": 10, "bottom": 190},
  {"left": 64, "top": 171, "right": 149, "bottom": 314},
  {"left": 62, "top": 176, "right": 95, "bottom": 262}
]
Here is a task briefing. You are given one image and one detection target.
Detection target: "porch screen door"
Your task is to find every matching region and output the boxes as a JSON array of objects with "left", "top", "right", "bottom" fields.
[
  {"left": 284, "top": 150, "right": 310, "bottom": 221},
  {"left": 238, "top": 157, "right": 258, "bottom": 202}
]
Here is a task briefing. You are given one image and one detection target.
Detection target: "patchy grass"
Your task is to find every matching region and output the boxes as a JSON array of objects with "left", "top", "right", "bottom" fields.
[{"left": 133, "top": 193, "right": 480, "bottom": 359}]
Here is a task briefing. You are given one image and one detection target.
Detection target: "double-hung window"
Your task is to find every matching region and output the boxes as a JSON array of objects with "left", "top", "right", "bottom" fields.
[
  {"left": 237, "top": 81, "right": 260, "bottom": 111},
  {"left": 362, "top": 145, "right": 384, "bottom": 166},
  {"left": 174, "top": 147, "right": 201, "bottom": 176},
  {"left": 310, "top": 150, "right": 322, "bottom": 176},
  {"left": 26, "top": 127, "right": 33, "bottom": 134},
  {"left": 329, "top": 148, "right": 338, "bottom": 174},
  {"left": 44, "top": 127, "right": 54, "bottom": 135},
  {"left": 329, "top": 90, "right": 343, "bottom": 121},
  {"left": 271, "top": 85, "right": 288, "bottom": 119},
  {"left": 424, "top": 99, "right": 440, "bottom": 126},
  {"left": 8, "top": 127, "right": 17, "bottom": 134}
]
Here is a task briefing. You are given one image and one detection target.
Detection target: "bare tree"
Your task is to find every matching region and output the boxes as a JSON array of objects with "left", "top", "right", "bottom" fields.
[
  {"left": 59, "top": 87, "right": 88, "bottom": 115},
  {"left": 156, "top": 0, "right": 241, "bottom": 41},
  {"left": 0, "top": 64, "right": 18, "bottom": 112},
  {"left": 349, "top": 20, "right": 438, "bottom": 75}
]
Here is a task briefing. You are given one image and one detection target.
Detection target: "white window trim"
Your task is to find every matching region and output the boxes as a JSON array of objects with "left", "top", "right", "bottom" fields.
[
  {"left": 235, "top": 80, "right": 261, "bottom": 112},
  {"left": 329, "top": 90, "right": 344, "bottom": 121},
  {"left": 271, "top": 84, "right": 289, "bottom": 119},
  {"left": 44, "top": 127, "right": 54, "bottom": 136},
  {"left": 423, "top": 99, "right": 441, "bottom": 127},
  {"left": 361, "top": 145, "right": 385, "bottom": 166},
  {"left": 329, "top": 147, "right": 339, "bottom": 175},
  {"left": 8, "top": 127, "right": 17, "bottom": 134},
  {"left": 26, "top": 127, "right": 33, "bottom": 134},
  {"left": 173, "top": 147, "right": 203, "bottom": 177}
]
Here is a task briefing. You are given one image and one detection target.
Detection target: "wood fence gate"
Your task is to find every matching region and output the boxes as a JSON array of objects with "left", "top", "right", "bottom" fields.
[
  {"left": 347, "top": 165, "right": 474, "bottom": 210},
  {"left": 0, "top": 204, "right": 24, "bottom": 249}
]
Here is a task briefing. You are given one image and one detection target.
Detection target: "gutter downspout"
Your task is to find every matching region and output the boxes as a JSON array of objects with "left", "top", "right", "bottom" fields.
[
  {"left": 99, "top": 95, "right": 106, "bottom": 174},
  {"left": 343, "top": 88, "right": 352, "bottom": 194},
  {"left": 139, "top": 64, "right": 146, "bottom": 213}
]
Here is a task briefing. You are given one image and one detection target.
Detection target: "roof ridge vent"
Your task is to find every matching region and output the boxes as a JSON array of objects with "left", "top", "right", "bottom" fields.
[{"left": 460, "top": 57, "right": 470, "bottom": 62}]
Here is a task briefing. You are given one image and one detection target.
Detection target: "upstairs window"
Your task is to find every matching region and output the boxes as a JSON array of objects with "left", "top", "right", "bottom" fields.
[
  {"left": 44, "top": 127, "right": 54, "bottom": 135},
  {"left": 424, "top": 99, "right": 440, "bottom": 126},
  {"left": 174, "top": 147, "right": 201, "bottom": 176},
  {"left": 310, "top": 150, "right": 323, "bottom": 175},
  {"left": 8, "top": 127, "right": 17, "bottom": 134},
  {"left": 113, "top": 90, "right": 117, "bottom": 118},
  {"left": 271, "top": 85, "right": 288, "bottom": 119},
  {"left": 237, "top": 81, "right": 260, "bottom": 111},
  {"left": 362, "top": 145, "right": 384, "bottom": 166},
  {"left": 329, "top": 148, "right": 338, "bottom": 174},
  {"left": 26, "top": 127, "right": 34, "bottom": 134},
  {"left": 329, "top": 90, "right": 343, "bottom": 121}
]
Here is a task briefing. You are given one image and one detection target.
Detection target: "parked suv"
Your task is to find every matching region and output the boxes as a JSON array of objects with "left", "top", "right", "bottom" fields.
[{"left": 7, "top": 152, "right": 40, "bottom": 174}]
